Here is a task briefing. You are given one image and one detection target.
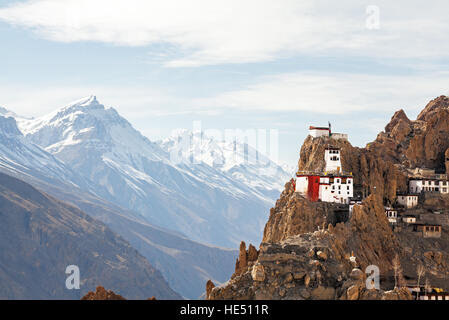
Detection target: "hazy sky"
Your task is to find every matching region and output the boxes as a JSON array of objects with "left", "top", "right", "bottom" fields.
[{"left": 0, "top": 0, "right": 448, "bottom": 165}]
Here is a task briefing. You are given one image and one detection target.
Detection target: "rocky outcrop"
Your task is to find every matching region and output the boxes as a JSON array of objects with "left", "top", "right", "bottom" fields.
[
  {"left": 263, "top": 180, "right": 349, "bottom": 243},
  {"left": 343, "top": 194, "right": 399, "bottom": 273},
  {"left": 208, "top": 189, "right": 410, "bottom": 300},
  {"left": 205, "top": 280, "right": 215, "bottom": 299},
  {"left": 372, "top": 95, "right": 449, "bottom": 171},
  {"left": 417, "top": 95, "right": 449, "bottom": 121},
  {"left": 234, "top": 242, "right": 260, "bottom": 276},
  {"left": 207, "top": 96, "right": 449, "bottom": 300},
  {"left": 81, "top": 286, "right": 126, "bottom": 300},
  {"left": 208, "top": 229, "right": 412, "bottom": 300}
]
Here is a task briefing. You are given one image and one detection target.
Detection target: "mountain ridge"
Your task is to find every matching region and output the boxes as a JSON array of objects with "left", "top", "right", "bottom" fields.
[
  {"left": 0, "top": 171, "right": 181, "bottom": 300},
  {"left": 0, "top": 106, "right": 238, "bottom": 299},
  {"left": 17, "top": 96, "right": 287, "bottom": 247}
]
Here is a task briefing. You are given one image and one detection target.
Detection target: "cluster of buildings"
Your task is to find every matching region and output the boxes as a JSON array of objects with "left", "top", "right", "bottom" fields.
[
  {"left": 294, "top": 146, "right": 354, "bottom": 204},
  {"left": 296, "top": 124, "right": 449, "bottom": 298},
  {"left": 294, "top": 124, "right": 445, "bottom": 239},
  {"left": 294, "top": 124, "right": 353, "bottom": 204}
]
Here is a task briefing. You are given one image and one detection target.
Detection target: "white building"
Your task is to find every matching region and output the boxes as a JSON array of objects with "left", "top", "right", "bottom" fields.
[
  {"left": 309, "top": 126, "right": 330, "bottom": 138},
  {"left": 324, "top": 147, "right": 342, "bottom": 173},
  {"left": 295, "top": 146, "right": 353, "bottom": 204},
  {"left": 308, "top": 125, "right": 348, "bottom": 141},
  {"left": 318, "top": 175, "right": 353, "bottom": 204},
  {"left": 397, "top": 194, "right": 418, "bottom": 208},
  {"left": 385, "top": 208, "right": 398, "bottom": 224},
  {"left": 409, "top": 179, "right": 449, "bottom": 194},
  {"left": 349, "top": 199, "right": 363, "bottom": 214},
  {"left": 403, "top": 215, "right": 417, "bottom": 224}
]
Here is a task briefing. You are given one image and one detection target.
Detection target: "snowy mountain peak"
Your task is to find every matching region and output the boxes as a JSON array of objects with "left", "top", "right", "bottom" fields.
[
  {"left": 64, "top": 95, "right": 99, "bottom": 108},
  {"left": 161, "top": 129, "right": 278, "bottom": 170},
  {"left": 159, "top": 129, "right": 291, "bottom": 193},
  {"left": 51, "top": 95, "right": 112, "bottom": 120},
  {"left": 19, "top": 96, "right": 166, "bottom": 164}
]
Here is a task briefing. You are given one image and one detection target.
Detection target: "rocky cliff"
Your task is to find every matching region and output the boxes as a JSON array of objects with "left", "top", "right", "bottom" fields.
[
  {"left": 372, "top": 95, "right": 449, "bottom": 171},
  {"left": 208, "top": 95, "right": 449, "bottom": 300},
  {"left": 208, "top": 190, "right": 410, "bottom": 300}
]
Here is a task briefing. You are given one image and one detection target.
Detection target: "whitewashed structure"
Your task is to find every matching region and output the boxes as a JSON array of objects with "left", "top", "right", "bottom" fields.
[
  {"left": 349, "top": 199, "right": 363, "bottom": 214},
  {"left": 409, "top": 179, "right": 449, "bottom": 194},
  {"left": 397, "top": 194, "right": 418, "bottom": 208},
  {"left": 295, "top": 146, "right": 353, "bottom": 204},
  {"left": 309, "top": 126, "right": 330, "bottom": 138},
  {"left": 308, "top": 124, "right": 348, "bottom": 141},
  {"left": 385, "top": 208, "right": 398, "bottom": 224},
  {"left": 403, "top": 215, "right": 417, "bottom": 224},
  {"left": 324, "top": 147, "right": 342, "bottom": 173}
]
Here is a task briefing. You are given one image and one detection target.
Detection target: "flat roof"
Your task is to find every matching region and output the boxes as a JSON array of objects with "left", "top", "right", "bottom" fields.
[{"left": 296, "top": 173, "right": 353, "bottom": 178}]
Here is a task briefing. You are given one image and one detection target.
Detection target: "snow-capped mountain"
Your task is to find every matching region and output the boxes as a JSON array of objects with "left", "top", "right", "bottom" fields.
[
  {"left": 0, "top": 106, "right": 237, "bottom": 299},
  {"left": 0, "top": 114, "right": 89, "bottom": 189},
  {"left": 19, "top": 96, "right": 282, "bottom": 247},
  {"left": 159, "top": 130, "right": 292, "bottom": 202}
]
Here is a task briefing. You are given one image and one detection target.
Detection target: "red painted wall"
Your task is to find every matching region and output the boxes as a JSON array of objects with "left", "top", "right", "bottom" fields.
[{"left": 307, "top": 175, "right": 320, "bottom": 202}]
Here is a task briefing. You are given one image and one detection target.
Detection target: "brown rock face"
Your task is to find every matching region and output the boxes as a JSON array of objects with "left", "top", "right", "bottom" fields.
[
  {"left": 235, "top": 241, "right": 248, "bottom": 276},
  {"left": 345, "top": 195, "right": 398, "bottom": 273},
  {"left": 417, "top": 95, "right": 449, "bottom": 121},
  {"left": 263, "top": 180, "right": 349, "bottom": 243},
  {"left": 248, "top": 244, "right": 259, "bottom": 262},
  {"left": 445, "top": 148, "right": 449, "bottom": 174},
  {"left": 205, "top": 280, "right": 215, "bottom": 299},
  {"left": 372, "top": 95, "right": 449, "bottom": 171},
  {"left": 233, "top": 241, "right": 260, "bottom": 276},
  {"left": 385, "top": 109, "right": 411, "bottom": 134},
  {"left": 208, "top": 229, "right": 411, "bottom": 300},
  {"left": 81, "top": 286, "right": 126, "bottom": 300}
]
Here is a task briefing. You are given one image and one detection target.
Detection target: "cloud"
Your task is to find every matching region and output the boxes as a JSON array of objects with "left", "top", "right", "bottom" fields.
[
  {"left": 197, "top": 72, "right": 449, "bottom": 114},
  {"left": 0, "top": 85, "right": 184, "bottom": 118},
  {"left": 0, "top": 0, "right": 448, "bottom": 66},
  {"left": 1, "top": 70, "right": 449, "bottom": 121}
]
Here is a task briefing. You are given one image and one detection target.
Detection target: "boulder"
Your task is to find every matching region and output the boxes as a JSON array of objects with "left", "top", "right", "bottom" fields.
[{"left": 251, "top": 263, "right": 265, "bottom": 282}]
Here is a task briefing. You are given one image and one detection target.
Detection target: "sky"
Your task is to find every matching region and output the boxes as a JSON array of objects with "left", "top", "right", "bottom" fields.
[{"left": 0, "top": 0, "right": 448, "bottom": 166}]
